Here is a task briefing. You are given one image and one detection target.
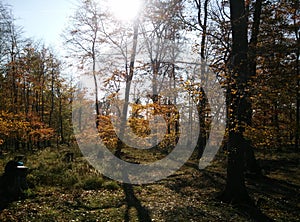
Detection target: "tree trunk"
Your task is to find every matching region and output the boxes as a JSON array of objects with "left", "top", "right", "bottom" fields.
[
  {"left": 294, "top": 0, "right": 300, "bottom": 149},
  {"left": 49, "top": 68, "right": 55, "bottom": 127},
  {"left": 245, "top": 0, "right": 263, "bottom": 174},
  {"left": 195, "top": 0, "right": 209, "bottom": 159},
  {"left": 92, "top": 41, "right": 100, "bottom": 128},
  {"left": 60, "top": 94, "right": 65, "bottom": 144},
  {"left": 115, "top": 22, "right": 139, "bottom": 157},
  {"left": 296, "top": 48, "right": 300, "bottom": 150},
  {"left": 219, "top": 0, "right": 252, "bottom": 204}
]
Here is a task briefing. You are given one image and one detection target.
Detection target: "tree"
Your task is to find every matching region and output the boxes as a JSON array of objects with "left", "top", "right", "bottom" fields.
[
  {"left": 115, "top": 21, "right": 139, "bottom": 157},
  {"left": 294, "top": 0, "right": 300, "bottom": 150},
  {"left": 0, "top": 1, "right": 73, "bottom": 149},
  {"left": 219, "top": 0, "right": 252, "bottom": 203},
  {"left": 244, "top": 0, "right": 299, "bottom": 150},
  {"left": 63, "top": 0, "right": 106, "bottom": 126}
]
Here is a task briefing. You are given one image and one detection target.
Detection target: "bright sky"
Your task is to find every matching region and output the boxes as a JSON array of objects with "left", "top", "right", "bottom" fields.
[{"left": 4, "top": 0, "right": 76, "bottom": 47}]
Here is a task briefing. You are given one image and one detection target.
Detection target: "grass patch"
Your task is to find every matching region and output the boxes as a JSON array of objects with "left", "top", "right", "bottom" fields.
[
  {"left": 102, "top": 181, "right": 120, "bottom": 190},
  {"left": 0, "top": 145, "right": 299, "bottom": 221},
  {"left": 81, "top": 176, "right": 104, "bottom": 190}
]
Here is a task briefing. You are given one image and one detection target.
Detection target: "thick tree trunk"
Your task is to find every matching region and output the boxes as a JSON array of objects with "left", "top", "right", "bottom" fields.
[
  {"left": 221, "top": 132, "right": 250, "bottom": 203},
  {"left": 196, "top": 87, "right": 207, "bottom": 159},
  {"left": 220, "top": 0, "right": 252, "bottom": 204}
]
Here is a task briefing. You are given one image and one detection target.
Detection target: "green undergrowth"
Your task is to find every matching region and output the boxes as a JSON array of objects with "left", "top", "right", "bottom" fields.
[
  {"left": 0, "top": 145, "right": 299, "bottom": 221},
  {"left": 0, "top": 146, "right": 120, "bottom": 193}
]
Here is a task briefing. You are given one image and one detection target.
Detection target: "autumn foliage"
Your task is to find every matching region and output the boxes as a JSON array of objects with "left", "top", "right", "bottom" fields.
[{"left": 0, "top": 3, "right": 73, "bottom": 151}]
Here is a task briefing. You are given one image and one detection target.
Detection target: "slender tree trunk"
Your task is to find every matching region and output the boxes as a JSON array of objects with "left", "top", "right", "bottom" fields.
[
  {"left": 151, "top": 59, "right": 159, "bottom": 146},
  {"left": 41, "top": 81, "right": 45, "bottom": 122},
  {"left": 249, "top": 0, "right": 263, "bottom": 76},
  {"left": 294, "top": 0, "right": 300, "bottom": 149},
  {"left": 195, "top": 0, "right": 209, "bottom": 158},
  {"left": 35, "top": 90, "right": 39, "bottom": 114},
  {"left": 49, "top": 68, "right": 55, "bottom": 127},
  {"left": 58, "top": 89, "right": 64, "bottom": 144},
  {"left": 200, "top": 0, "right": 208, "bottom": 61},
  {"left": 115, "top": 22, "right": 139, "bottom": 157},
  {"left": 10, "top": 35, "right": 18, "bottom": 114},
  {"left": 92, "top": 41, "right": 100, "bottom": 128},
  {"left": 199, "top": 1, "right": 208, "bottom": 157},
  {"left": 245, "top": 0, "right": 263, "bottom": 174},
  {"left": 296, "top": 49, "right": 300, "bottom": 150}
]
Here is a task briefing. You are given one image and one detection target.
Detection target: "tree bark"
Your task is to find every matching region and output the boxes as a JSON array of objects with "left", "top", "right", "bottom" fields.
[
  {"left": 294, "top": 0, "right": 300, "bottom": 149},
  {"left": 195, "top": 0, "right": 209, "bottom": 159},
  {"left": 219, "top": 0, "right": 252, "bottom": 204},
  {"left": 115, "top": 22, "right": 139, "bottom": 157},
  {"left": 245, "top": 0, "right": 263, "bottom": 174}
]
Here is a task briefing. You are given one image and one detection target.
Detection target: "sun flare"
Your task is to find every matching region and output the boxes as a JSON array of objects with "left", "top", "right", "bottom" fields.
[{"left": 108, "top": 0, "right": 143, "bottom": 22}]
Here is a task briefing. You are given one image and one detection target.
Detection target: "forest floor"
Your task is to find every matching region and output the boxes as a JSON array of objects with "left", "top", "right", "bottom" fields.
[{"left": 0, "top": 145, "right": 299, "bottom": 222}]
